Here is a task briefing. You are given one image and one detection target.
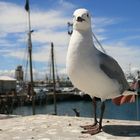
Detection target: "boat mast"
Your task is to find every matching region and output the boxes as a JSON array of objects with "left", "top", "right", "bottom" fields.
[
  {"left": 51, "top": 42, "right": 57, "bottom": 115},
  {"left": 25, "top": 0, "right": 35, "bottom": 115}
]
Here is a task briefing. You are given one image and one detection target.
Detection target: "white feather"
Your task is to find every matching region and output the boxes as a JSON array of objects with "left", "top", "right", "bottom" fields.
[{"left": 66, "top": 9, "right": 135, "bottom": 101}]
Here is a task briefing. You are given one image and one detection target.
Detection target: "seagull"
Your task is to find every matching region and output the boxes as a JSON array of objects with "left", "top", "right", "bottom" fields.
[{"left": 66, "top": 8, "right": 136, "bottom": 135}]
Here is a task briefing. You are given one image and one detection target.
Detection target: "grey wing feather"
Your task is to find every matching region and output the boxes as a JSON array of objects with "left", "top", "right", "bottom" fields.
[{"left": 99, "top": 52, "right": 129, "bottom": 92}]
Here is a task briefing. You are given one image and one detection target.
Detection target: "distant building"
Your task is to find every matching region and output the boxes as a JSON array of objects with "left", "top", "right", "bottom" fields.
[
  {"left": 0, "top": 76, "right": 16, "bottom": 94},
  {"left": 15, "top": 65, "right": 24, "bottom": 81}
]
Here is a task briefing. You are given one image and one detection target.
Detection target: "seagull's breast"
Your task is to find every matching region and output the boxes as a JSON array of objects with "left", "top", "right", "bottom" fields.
[{"left": 66, "top": 31, "right": 120, "bottom": 100}]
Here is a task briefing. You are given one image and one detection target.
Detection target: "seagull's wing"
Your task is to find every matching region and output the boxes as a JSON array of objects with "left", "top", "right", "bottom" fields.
[{"left": 99, "top": 52, "right": 129, "bottom": 92}]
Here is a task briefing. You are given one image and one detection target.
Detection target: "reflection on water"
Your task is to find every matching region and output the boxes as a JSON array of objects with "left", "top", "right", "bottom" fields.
[{"left": 13, "top": 96, "right": 140, "bottom": 121}]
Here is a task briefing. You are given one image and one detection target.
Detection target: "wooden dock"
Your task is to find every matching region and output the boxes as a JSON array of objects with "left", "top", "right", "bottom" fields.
[{"left": 0, "top": 92, "right": 91, "bottom": 114}]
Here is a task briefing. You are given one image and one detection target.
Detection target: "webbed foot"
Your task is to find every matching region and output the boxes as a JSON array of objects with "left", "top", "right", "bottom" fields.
[
  {"left": 81, "top": 124, "right": 102, "bottom": 135},
  {"left": 80, "top": 122, "right": 98, "bottom": 130}
]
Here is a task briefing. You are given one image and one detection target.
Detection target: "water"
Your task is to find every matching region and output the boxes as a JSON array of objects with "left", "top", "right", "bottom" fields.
[{"left": 12, "top": 96, "right": 140, "bottom": 121}]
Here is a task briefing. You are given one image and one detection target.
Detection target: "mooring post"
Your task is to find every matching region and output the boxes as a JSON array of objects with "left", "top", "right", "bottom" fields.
[{"left": 51, "top": 42, "right": 57, "bottom": 115}]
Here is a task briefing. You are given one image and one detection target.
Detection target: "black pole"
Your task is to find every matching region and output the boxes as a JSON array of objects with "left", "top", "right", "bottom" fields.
[
  {"left": 51, "top": 42, "right": 57, "bottom": 115},
  {"left": 26, "top": 0, "right": 35, "bottom": 115}
]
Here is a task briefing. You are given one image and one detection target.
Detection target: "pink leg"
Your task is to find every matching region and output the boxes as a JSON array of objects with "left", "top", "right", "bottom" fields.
[{"left": 81, "top": 101, "right": 105, "bottom": 135}]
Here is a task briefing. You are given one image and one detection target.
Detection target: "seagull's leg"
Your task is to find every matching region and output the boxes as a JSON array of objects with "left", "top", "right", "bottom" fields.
[
  {"left": 82, "top": 101, "right": 105, "bottom": 135},
  {"left": 93, "top": 97, "right": 98, "bottom": 126},
  {"left": 99, "top": 101, "right": 105, "bottom": 130},
  {"left": 81, "top": 97, "right": 98, "bottom": 130}
]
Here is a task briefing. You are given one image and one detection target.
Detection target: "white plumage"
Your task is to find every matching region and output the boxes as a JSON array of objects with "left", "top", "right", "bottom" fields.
[{"left": 66, "top": 8, "right": 129, "bottom": 101}]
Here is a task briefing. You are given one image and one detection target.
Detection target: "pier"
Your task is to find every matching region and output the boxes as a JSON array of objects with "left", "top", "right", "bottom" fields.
[
  {"left": 0, "top": 114, "right": 140, "bottom": 140},
  {"left": 0, "top": 92, "right": 91, "bottom": 114}
]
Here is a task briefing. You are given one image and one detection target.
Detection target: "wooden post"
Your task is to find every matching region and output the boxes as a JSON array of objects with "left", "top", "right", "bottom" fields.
[{"left": 51, "top": 42, "right": 57, "bottom": 115}]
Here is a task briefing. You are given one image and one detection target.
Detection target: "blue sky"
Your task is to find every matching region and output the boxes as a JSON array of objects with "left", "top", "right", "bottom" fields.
[{"left": 0, "top": 0, "right": 140, "bottom": 79}]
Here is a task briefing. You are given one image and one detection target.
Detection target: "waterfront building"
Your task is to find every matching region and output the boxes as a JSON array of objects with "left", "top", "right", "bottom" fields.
[{"left": 0, "top": 76, "right": 16, "bottom": 94}]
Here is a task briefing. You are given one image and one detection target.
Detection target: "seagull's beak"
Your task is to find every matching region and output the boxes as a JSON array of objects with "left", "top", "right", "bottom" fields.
[{"left": 76, "top": 16, "right": 85, "bottom": 22}]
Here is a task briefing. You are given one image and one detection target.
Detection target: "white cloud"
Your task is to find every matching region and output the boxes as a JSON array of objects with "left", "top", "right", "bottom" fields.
[
  {"left": 30, "top": 10, "right": 70, "bottom": 30},
  {"left": 58, "top": 0, "right": 76, "bottom": 10},
  {"left": 0, "top": 2, "right": 27, "bottom": 33},
  {"left": 120, "top": 35, "right": 140, "bottom": 41},
  {"left": 0, "top": 1, "right": 71, "bottom": 61},
  {"left": 0, "top": 1, "right": 71, "bottom": 34},
  {"left": 103, "top": 42, "right": 140, "bottom": 72},
  {"left": 91, "top": 17, "right": 121, "bottom": 42},
  {"left": 93, "top": 17, "right": 121, "bottom": 27},
  {"left": 0, "top": 69, "right": 15, "bottom": 77},
  {"left": 0, "top": 1, "right": 139, "bottom": 79},
  {"left": 0, "top": 1, "right": 72, "bottom": 78},
  {"left": 32, "top": 30, "right": 69, "bottom": 46}
]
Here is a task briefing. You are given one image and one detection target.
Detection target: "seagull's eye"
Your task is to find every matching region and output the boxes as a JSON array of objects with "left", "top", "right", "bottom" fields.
[{"left": 87, "top": 14, "right": 89, "bottom": 18}]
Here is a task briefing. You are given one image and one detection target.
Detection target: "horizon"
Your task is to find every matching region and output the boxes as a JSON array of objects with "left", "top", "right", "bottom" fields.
[{"left": 0, "top": 0, "right": 140, "bottom": 80}]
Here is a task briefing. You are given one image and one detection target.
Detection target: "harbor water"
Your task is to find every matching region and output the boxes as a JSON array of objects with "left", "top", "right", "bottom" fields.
[{"left": 12, "top": 96, "right": 140, "bottom": 121}]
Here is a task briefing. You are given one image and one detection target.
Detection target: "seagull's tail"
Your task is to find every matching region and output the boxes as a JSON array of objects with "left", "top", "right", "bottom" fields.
[
  {"left": 112, "top": 90, "right": 137, "bottom": 106},
  {"left": 122, "top": 90, "right": 137, "bottom": 96}
]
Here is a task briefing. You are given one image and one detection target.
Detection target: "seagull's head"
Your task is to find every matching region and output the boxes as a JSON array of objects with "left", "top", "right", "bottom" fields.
[{"left": 73, "top": 8, "right": 91, "bottom": 31}]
